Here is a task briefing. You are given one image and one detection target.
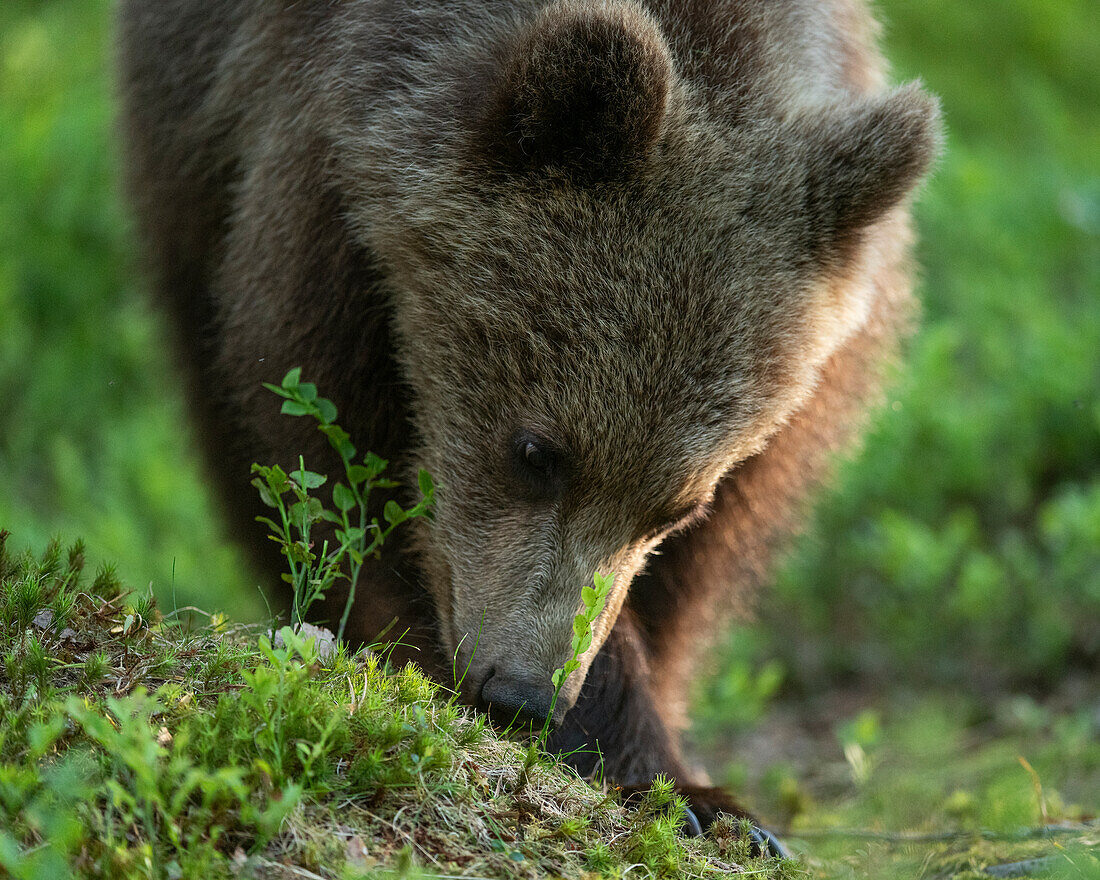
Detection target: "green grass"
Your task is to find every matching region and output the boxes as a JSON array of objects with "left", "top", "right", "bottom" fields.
[{"left": 0, "top": 534, "right": 793, "bottom": 879}]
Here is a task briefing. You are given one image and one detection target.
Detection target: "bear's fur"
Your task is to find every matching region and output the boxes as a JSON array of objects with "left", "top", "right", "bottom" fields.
[{"left": 118, "top": 0, "right": 939, "bottom": 829}]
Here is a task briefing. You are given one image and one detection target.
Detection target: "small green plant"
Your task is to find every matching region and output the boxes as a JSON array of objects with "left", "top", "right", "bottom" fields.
[
  {"left": 235, "top": 626, "right": 345, "bottom": 790},
  {"left": 252, "top": 368, "right": 435, "bottom": 642},
  {"left": 539, "top": 571, "right": 614, "bottom": 745}
]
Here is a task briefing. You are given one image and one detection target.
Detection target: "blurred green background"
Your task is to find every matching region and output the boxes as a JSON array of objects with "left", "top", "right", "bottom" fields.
[
  {"left": 2, "top": 0, "right": 1098, "bottom": 873},
  {"left": 1, "top": 0, "right": 258, "bottom": 620}
]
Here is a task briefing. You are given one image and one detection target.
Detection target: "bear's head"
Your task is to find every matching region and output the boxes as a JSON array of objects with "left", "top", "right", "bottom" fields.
[{"left": 347, "top": 0, "right": 940, "bottom": 722}]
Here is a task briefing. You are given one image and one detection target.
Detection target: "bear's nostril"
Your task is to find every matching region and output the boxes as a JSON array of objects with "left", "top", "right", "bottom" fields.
[{"left": 478, "top": 672, "right": 554, "bottom": 728}]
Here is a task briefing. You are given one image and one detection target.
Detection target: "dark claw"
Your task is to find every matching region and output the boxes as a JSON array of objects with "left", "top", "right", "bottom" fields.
[
  {"left": 679, "top": 807, "right": 789, "bottom": 860},
  {"left": 680, "top": 805, "right": 704, "bottom": 837},
  {"left": 748, "top": 825, "right": 790, "bottom": 860}
]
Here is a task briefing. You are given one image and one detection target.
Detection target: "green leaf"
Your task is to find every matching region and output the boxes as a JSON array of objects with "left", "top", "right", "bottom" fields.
[
  {"left": 581, "top": 585, "right": 597, "bottom": 608},
  {"left": 262, "top": 381, "right": 294, "bottom": 399},
  {"left": 363, "top": 452, "right": 388, "bottom": 479},
  {"left": 251, "top": 479, "right": 279, "bottom": 509},
  {"left": 347, "top": 465, "right": 371, "bottom": 486},
  {"left": 383, "top": 501, "right": 406, "bottom": 526},
  {"left": 280, "top": 400, "right": 311, "bottom": 417},
  {"left": 319, "top": 424, "right": 356, "bottom": 460},
  {"left": 297, "top": 382, "right": 318, "bottom": 402},
  {"left": 551, "top": 669, "right": 566, "bottom": 688},
  {"left": 333, "top": 482, "right": 356, "bottom": 513},
  {"left": 287, "top": 542, "right": 312, "bottom": 564},
  {"left": 267, "top": 464, "right": 290, "bottom": 488},
  {"left": 418, "top": 469, "right": 435, "bottom": 497},
  {"left": 572, "top": 615, "right": 589, "bottom": 638},
  {"left": 288, "top": 501, "right": 319, "bottom": 527},
  {"left": 254, "top": 516, "right": 283, "bottom": 535},
  {"left": 281, "top": 367, "right": 302, "bottom": 389},
  {"left": 316, "top": 396, "right": 338, "bottom": 424},
  {"left": 290, "top": 469, "right": 327, "bottom": 489}
]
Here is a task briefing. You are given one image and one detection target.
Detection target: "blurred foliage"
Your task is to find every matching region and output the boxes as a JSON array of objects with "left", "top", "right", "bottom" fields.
[
  {"left": 0, "top": 0, "right": 259, "bottom": 619},
  {"left": 1, "top": 0, "right": 1097, "bottom": 692},
  {"left": 755, "top": 696, "right": 1100, "bottom": 878}
]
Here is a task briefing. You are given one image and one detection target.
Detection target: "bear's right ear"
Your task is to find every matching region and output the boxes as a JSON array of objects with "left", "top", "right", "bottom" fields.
[
  {"left": 480, "top": 0, "right": 674, "bottom": 182},
  {"left": 796, "top": 82, "right": 943, "bottom": 257}
]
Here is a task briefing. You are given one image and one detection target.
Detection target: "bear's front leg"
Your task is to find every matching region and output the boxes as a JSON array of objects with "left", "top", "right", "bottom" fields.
[{"left": 546, "top": 612, "right": 787, "bottom": 857}]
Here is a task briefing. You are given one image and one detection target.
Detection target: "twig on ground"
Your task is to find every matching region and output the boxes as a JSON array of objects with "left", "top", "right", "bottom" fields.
[
  {"left": 983, "top": 856, "right": 1063, "bottom": 878},
  {"left": 251, "top": 858, "right": 328, "bottom": 880},
  {"left": 784, "top": 821, "right": 1098, "bottom": 844}
]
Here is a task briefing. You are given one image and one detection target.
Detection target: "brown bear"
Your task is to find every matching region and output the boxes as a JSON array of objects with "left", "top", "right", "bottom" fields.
[{"left": 118, "top": 0, "right": 939, "bottom": 847}]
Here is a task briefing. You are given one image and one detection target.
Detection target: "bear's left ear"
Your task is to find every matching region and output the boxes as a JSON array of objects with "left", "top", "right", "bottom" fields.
[
  {"left": 796, "top": 82, "right": 943, "bottom": 256},
  {"left": 481, "top": 0, "right": 675, "bottom": 182}
]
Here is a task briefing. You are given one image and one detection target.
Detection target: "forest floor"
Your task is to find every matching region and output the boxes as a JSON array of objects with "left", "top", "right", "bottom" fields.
[
  {"left": 690, "top": 680, "right": 1100, "bottom": 878},
  {"left": 3, "top": 532, "right": 1099, "bottom": 879}
]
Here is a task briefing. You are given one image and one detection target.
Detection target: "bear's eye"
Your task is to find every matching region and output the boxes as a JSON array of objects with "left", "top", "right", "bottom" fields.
[
  {"left": 523, "top": 440, "right": 551, "bottom": 474},
  {"left": 510, "top": 430, "right": 565, "bottom": 498}
]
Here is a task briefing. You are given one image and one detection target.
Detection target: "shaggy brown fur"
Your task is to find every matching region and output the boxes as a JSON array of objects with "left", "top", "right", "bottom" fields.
[{"left": 118, "top": 0, "right": 939, "bottom": 832}]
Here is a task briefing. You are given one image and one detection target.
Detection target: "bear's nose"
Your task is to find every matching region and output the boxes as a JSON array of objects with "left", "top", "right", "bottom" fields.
[{"left": 478, "top": 671, "right": 554, "bottom": 728}]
